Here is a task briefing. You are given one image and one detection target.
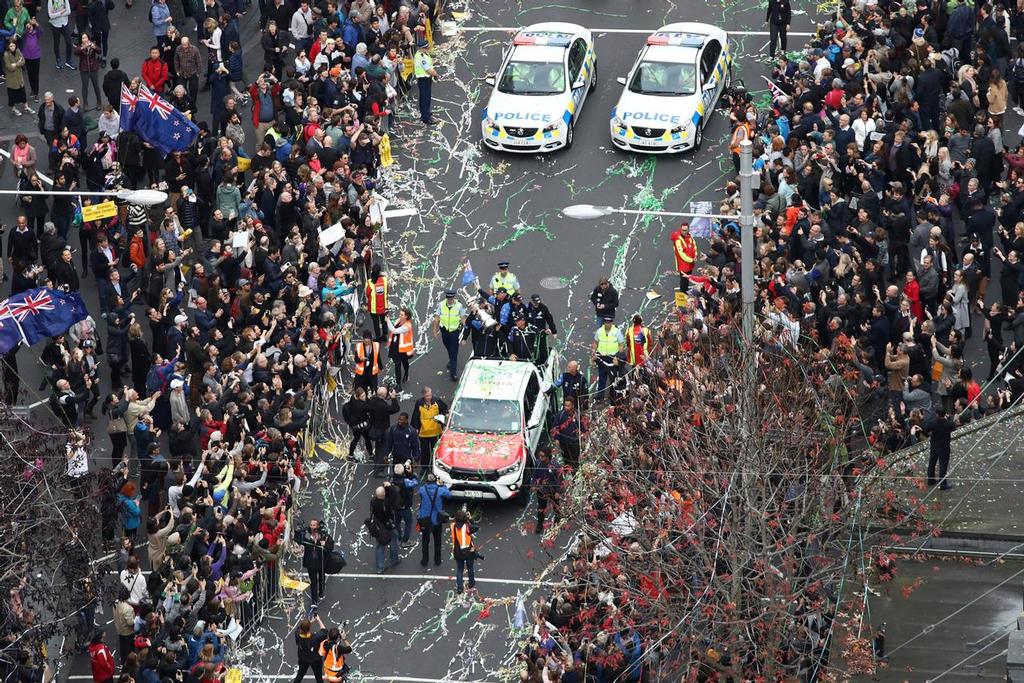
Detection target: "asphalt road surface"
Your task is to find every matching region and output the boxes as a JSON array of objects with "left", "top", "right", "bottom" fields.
[{"left": 8, "top": 0, "right": 1012, "bottom": 680}]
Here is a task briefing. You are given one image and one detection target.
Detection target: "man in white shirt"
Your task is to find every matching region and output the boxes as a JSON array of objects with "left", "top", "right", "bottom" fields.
[{"left": 47, "top": 0, "right": 74, "bottom": 69}]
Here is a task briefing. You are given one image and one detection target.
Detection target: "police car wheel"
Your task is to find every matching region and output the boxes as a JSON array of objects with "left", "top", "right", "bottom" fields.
[
  {"left": 725, "top": 67, "right": 732, "bottom": 89},
  {"left": 589, "top": 62, "right": 596, "bottom": 93},
  {"left": 565, "top": 124, "right": 574, "bottom": 149},
  {"left": 691, "top": 125, "right": 703, "bottom": 152}
]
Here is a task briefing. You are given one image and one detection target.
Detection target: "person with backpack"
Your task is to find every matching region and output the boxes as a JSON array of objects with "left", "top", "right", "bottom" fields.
[
  {"left": 367, "top": 485, "right": 399, "bottom": 574},
  {"left": 416, "top": 472, "right": 450, "bottom": 567}
]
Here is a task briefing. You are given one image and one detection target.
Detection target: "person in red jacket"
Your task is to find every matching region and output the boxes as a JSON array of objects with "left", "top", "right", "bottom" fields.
[
  {"left": 670, "top": 222, "right": 698, "bottom": 292},
  {"left": 87, "top": 631, "right": 115, "bottom": 683},
  {"left": 141, "top": 46, "right": 169, "bottom": 92}
]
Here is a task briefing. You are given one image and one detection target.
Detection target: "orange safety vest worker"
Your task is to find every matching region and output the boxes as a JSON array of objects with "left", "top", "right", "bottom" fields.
[
  {"left": 365, "top": 276, "right": 388, "bottom": 314},
  {"left": 319, "top": 641, "right": 345, "bottom": 683},
  {"left": 671, "top": 227, "right": 697, "bottom": 274},
  {"left": 353, "top": 341, "right": 380, "bottom": 376},
  {"left": 391, "top": 323, "right": 415, "bottom": 355},
  {"left": 451, "top": 522, "right": 473, "bottom": 555},
  {"left": 626, "top": 324, "right": 651, "bottom": 365},
  {"left": 729, "top": 120, "right": 752, "bottom": 156}
]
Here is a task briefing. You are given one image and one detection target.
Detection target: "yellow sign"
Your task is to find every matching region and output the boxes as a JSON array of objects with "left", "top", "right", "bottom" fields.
[
  {"left": 237, "top": 156, "right": 251, "bottom": 172},
  {"left": 674, "top": 290, "right": 688, "bottom": 308},
  {"left": 380, "top": 134, "right": 394, "bottom": 167},
  {"left": 81, "top": 201, "right": 117, "bottom": 222}
]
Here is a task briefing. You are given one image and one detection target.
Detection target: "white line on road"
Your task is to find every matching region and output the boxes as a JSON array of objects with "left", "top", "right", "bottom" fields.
[
  {"left": 327, "top": 572, "right": 558, "bottom": 586},
  {"left": 456, "top": 26, "right": 816, "bottom": 37}
]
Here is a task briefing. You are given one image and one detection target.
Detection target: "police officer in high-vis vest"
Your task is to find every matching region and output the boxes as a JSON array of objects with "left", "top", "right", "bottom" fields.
[
  {"left": 625, "top": 314, "right": 651, "bottom": 366},
  {"left": 591, "top": 316, "right": 624, "bottom": 401},
  {"left": 364, "top": 263, "right": 389, "bottom": 341},
  {"left": 414, "top": 37, "right": 439, "bottom": 125},
  {"left": 489, "top": 261, "right": 519, "bottom": 296},
  {"left": 431, "top": 289, "right": 465, "bottom": 381}
]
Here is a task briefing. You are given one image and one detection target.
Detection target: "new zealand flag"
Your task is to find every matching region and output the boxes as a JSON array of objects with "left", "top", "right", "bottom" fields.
[
  {"left": 0, "top": 288, "right": 89, "bottom": 355},
  {"left": 119, "top": 84, "right": 199, "bottom": 155}
]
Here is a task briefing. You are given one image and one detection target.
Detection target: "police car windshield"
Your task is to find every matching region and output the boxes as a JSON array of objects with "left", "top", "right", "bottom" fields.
[
  {"left": 498, "top": 61, "right": 566, "bottom": 95},
  {"left": 629, "top": 61, "right": 697, "bottom": 96},
  {"left": 448, "top": 398, "right": 521, "bottom": 434}
]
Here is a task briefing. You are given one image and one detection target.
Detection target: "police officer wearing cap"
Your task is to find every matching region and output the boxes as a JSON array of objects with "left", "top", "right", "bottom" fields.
[
  {"left": 414, "top": 37, "right": 439, "bottom": 125},
  {"left": 431, "top": 289, "right": 465, "bottom": 381},
  {"left": 591, "top": 316, "right": 624, "bottom": 401},
  {"left": 525, "top": 294, "right": 557, "bottom": 364},
  {"left": 489, "top": 261, "right": 520, "bottom": 296}
]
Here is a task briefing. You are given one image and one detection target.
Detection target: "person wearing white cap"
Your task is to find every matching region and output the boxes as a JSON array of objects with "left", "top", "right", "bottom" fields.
[{"left": 169, "top": 378, "right": 190, "bottom": 425}]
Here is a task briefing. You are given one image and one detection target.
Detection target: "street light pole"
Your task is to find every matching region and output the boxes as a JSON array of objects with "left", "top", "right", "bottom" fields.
[{"left": 738, "top": 140, "right": 755, "bottom": 344}]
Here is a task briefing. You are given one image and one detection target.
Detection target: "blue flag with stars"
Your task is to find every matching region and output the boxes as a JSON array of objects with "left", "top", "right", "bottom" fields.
[
  {"left": 0, "top": 287, "right": 89, "bottom": 354},
  {"left": 127, "top": 85, "right": 199, "bottom": 155}
]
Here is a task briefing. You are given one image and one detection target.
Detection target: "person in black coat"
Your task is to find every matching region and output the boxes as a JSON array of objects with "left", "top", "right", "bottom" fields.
[
  {"left": 51, "top": 246, "right": 81, "bottom": 291},
  {"left": 971, "top": 124, "right": 998, "bottom": 190},
  {"left": 917, "top": 410, "right": 955, "bottom": 489},
  {"left": 914, "top": 60, "right": 946, "bottom": 131},
  {"left": 102, "top": 58, "right": 129, "bottom": 108},
  {"left": 297, "top": 519, "right": 333, "bottom": 604},
  {"left": 87, "top": 0, "right": 112, "bottom": 64},
  {"left": 341, "top": 386, "right": 373, "bottom": 460},
  {"left": 766, "top": 0, "right": 791, "bottom": 57},
  {"left": 292, "top": 614, "right": 328, "bottom": 683}
]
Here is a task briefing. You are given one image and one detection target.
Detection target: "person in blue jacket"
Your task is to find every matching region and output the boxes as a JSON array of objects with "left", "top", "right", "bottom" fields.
[
  {"left": 116, "top": 480, "right": 142, "bottom": 542},
  {"left": 415, "top": 473, "right": 450, "bottom": 567}
]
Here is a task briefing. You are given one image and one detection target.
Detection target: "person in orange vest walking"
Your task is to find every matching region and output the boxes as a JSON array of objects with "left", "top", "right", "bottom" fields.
[
  {"left": 729, "top": 110, "right": 755, "bottom": 173},
  {"left": 451, "top": 508, "right": 479, "bottom": 594},
  {"left": 387, "top": 306, "right": 415, "bottom": 392},
  {"left": 670, "top": 222, "right": 698, "bottom": 292},
  {"left": 317, "top": 627, "right": 352, "bottom": 683},
  {"left": 625, "top": 314, "right": 651, "bottom": 366},
  {"left": 351, "top": 330, "right": 382, "bottom": 393},
  {"left": 363, "top": 263, "right": 389, "bottom": 341}
]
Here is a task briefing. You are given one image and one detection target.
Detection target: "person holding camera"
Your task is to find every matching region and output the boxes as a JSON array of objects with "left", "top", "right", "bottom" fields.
[
  {"left": 298, "top": 519, "right": 333, "bottom": 605},
  {"left": 450, "top": 508, "right": 478, "bottom": 594},
  {"left": 416, "top": 472, "right": 450, "bottom": 567},
  {"left": 292, "top": 612, "right": 327, "bottom": 683},
  {"left": 317, "top": 627, "right": 352, "bottom": 683}
]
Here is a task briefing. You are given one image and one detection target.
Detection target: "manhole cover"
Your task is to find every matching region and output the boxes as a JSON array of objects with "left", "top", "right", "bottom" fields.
[{"left": 540, "top": 276, "right": 570, "bottom": 289}]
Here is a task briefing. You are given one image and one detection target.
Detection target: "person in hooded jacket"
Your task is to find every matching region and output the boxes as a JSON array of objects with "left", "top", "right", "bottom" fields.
[{"left": 415, "top": 472, "right": 450, "bottom": 568}]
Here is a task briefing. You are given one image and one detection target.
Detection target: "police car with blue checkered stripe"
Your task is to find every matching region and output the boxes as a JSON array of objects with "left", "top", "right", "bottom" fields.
[
  {"left": 610, "top": 23, "right": 732, "bottom": 154},
  {"left": 481, "top": 22, "right": 596, "bottom": 153}
]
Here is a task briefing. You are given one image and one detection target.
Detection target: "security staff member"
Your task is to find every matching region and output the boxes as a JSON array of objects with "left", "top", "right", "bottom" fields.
[
  {"left": 489, "top": 261, "right": 520, "bottom": 296},
  {"left": 625, "top": 314, "right": 651, "bottom": 366},
  {"left": 524, "top": 294, "right": 557, "bottom": 364},
  {"left": 431, "top": 289, "right": 464, "bottom": 381},
  {"left": 591, "top": 316, "right": 624, "bottom": 401},
  {"left": 729, "top": 112, "right": 754, "bottom": 174},
  {"left": 318, "top": 628, "right": 353, "bottom": 683},
  {"left": 450, "top": 509, "right": 478, "bottom": 594},
  {"left": 364, "top": 263, "right": 389, "bottom": 340},
  {"left": 414, "top": 38, "right": 439, "bottom": 125},
  {"left": 352, "top": 330, "right": 382, "bottom": 393}
]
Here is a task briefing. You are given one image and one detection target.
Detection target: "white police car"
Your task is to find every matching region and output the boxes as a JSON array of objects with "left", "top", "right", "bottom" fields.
[
  {"left": 481, "top": 22, "right": 596, "bottom": 153},
  {"left": 610, "top": 23, "right": 732, "bottom": 154}
]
